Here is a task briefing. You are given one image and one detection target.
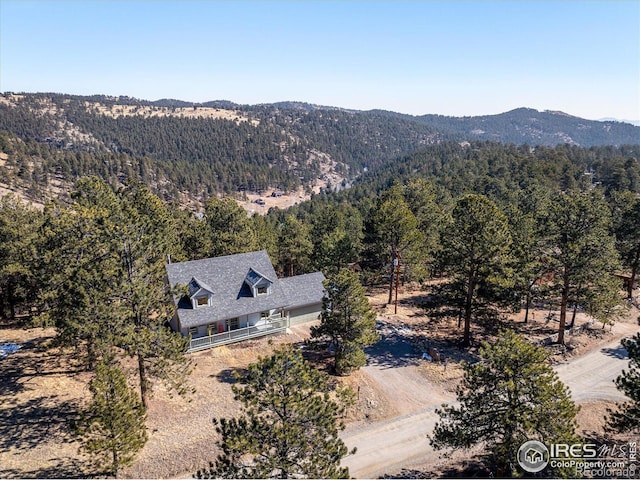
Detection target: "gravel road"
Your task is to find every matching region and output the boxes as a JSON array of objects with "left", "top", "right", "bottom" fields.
[{"left": 341, "top": 322, "right": 638, "bottom": 478}]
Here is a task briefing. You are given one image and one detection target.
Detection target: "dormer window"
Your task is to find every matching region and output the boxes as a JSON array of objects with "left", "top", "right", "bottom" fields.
[
  {"left": 196, "top": 296, "right": 209, "bottom": 306},
  {"left": 244, "top": 268, "right": 273, "bottom": 298},
  {"left": 188, "top": 276, "right": 214, "bottom": 309}
]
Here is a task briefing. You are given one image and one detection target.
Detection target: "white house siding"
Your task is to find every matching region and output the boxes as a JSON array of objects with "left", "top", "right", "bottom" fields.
[
  {"left": 247, "top": 312, "right": 261, "bottom": 326},
  {"left": 289, "top": 303, "right": 322, "bottom": 326}
]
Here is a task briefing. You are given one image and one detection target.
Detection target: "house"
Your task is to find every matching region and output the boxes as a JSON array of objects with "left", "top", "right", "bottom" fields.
[{"left": 165, "top": 250, "right": 325, "bottom": 352}]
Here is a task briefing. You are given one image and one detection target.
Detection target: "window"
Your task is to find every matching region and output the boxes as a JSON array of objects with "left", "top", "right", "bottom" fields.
[
  {"left": 196, "top": 296, "right": 209, "bottom": 306},
  {"left": 261, "top": 311, "right": 270, "bottom": 319},
  {"left": 188, "top": 326, "right": 198, "bottom": 336},
  {"left": 226, "top": 318, "right": 239, "bottom": 330},
  {"left": 257, "top": 286, "right": 268, "bottom": 295},
  {"left": 207, "top": 323, "right": 217, "bottom": 336}
]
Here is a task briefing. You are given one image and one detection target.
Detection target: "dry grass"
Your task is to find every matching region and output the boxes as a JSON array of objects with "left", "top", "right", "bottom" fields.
[
  {"left": 83, "top": 102, "right": 258, "bottom": 126},
  {"left": 1, "top": 284, "right": 637, "bottom": 478}
]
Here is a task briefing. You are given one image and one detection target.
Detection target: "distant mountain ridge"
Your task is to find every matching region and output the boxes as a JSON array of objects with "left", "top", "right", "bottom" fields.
[
  {"left": 0, "top": 92, "right": 638, "bottom": 206},
  {"left": 414, "top": 107, "right": 639, "bottom": 146}
]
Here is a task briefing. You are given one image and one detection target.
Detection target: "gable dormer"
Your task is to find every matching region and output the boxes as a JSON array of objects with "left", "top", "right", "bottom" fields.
[
  {"left": 244, "top": 268, "right": 273, "bottom": 297},
  {"left": 188, "top": 276, "right": 214, "bottom": 308}
]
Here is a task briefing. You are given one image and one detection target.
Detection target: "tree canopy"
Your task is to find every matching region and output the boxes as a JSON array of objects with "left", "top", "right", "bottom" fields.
[
  {"left": 431, "top": 330, "right": 579, "bottom": 477},
  {"left": 312, "top": 268, "right": 379, "bottom": 375},
  {"left": 197, "top": 345, "right": 353, "bottom": 479}
]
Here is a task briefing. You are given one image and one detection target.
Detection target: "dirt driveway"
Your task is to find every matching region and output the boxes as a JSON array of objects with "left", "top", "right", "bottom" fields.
[
  {"left": 341, "top": 318, "right": 640, "bottom": 479},
  {"left": 341, "top": 319, "right": 457, "bottom": 477}
]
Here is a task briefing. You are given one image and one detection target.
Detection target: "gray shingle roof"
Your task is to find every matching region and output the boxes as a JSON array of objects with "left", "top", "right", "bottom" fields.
[
  {"left": 189, "top": 276, "right": 214, "bottom": 297},
  {"left": 165, "top": 251, "right": 325, "bottom": 328},
  {"left": 279, "top": 272, "right": 326, "bottom": 309}
]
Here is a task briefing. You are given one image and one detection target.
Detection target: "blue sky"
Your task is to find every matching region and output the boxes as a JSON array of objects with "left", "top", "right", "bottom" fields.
[{"left": 1, "top": 1, "right": 639, "bottom": 120}]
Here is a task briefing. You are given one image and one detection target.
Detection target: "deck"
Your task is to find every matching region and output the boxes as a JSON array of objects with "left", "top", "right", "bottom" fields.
[{"left": 186, "top": 315, "right": 289, "bottom": 352}]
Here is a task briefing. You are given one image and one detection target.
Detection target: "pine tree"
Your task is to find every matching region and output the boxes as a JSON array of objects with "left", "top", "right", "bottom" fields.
[
  {"left": 311, "top": 268, "right": 379, "bottom": 375},
  {"left": 431, "top": 329, "right": 579, "bottom": 477},
  {"left": 0, "top": 194, "right": 44, "bottom": 322},
  {"left": 607, "top": 333, "right": 640, "bottom": 434},
  {"left": 440, "top": 194, "right": 512, "bottom": 347},
  {"left": 610, "top": 191, "right": 640, "bottom": 299},
  {"left": 277, "top": 215, "right": 313, "bottom": 276},
  {"left": 113, "top": 180, "right": 193, "bottom": 407},
  {"left": 77, "top": 357, "right": 148, "bottom": 477},
  {"left": 197, "top": 345, "right": 354, "bottom": 479},
  {"left": 542, "top": 190, "right": 621, "bottom": 344},
  {"left": 370, "top": 184, "right": 424, "bottom": 305},
  {"left": 42, "top": 177, "right": 193, "bottom": 405},
  {"left": 204, "top": 197, "right": 258, "bottom": 257}
]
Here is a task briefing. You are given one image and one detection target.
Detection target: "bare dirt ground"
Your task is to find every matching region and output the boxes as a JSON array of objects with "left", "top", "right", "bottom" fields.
[
  {"left": 343, "top": 285, "right": 639, "bottom": 478},
  {"left": 1, "top": 284, "right": 638, "bottom": 479}
]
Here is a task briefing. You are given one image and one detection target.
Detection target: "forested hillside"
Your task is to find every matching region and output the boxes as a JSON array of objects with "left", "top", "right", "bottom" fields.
[
  {"left": 2, "top": 135, "right": 639, "bottom": 478},
  {"left": 416, "top": 107, "right": 640, "bottom": 146},
  {"left": 0, "top": 92, "right": 637, "bottom": 206}
]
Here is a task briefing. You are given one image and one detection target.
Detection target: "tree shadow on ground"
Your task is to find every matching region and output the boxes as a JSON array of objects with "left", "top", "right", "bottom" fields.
[
  {"left": 380, "top": 468, "right": 436, "bottom": 479},
  {"left": 211, "top": 367, "right": 242, "bottom": 384},
  {"left": 437, "top": 459, "right": 493, "bottom": 478},
  {"left": 0, "top": 336, "right": 83, "bottom": 397},
  {"left": 364, "top": 322, "right": 420, "bottom": 369},
  {"left": 0, "top": 456, "right": 92, "bottom": 479},
  {"left": 601, "top": 344, "right": 628, "bottom": 360},
  {"left": 0, "top": 394, "right": 81, "bottom": 452}
]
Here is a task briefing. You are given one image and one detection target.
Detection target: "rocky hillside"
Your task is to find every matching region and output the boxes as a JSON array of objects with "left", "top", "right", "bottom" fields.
[{"left": 0, "top": 93, "right": 637, "bottom": 206}]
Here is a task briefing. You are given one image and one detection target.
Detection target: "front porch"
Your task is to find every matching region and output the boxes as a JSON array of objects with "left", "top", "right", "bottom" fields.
[{"left": 186, "top": 314, "right": 290, "bottom": 352}]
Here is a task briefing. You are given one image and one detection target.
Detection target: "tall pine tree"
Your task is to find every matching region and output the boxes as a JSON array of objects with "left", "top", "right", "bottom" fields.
[
  {"left": 76, "top": 357, "right": 148, "bottom": 477},
  {"left": 607, "top": 333, "right": 640, "bottom": 434},
  {"left": 311, "top": 268, "right": 379, "bottom": 375},
  {"left": 197, "top": 345, "right": 353, "bottom": 479},
  {"left": 431, "top": 330, "right": 579, "bottom": 477}
]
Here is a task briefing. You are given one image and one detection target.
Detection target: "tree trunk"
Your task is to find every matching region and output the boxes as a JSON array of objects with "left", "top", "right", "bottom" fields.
[
  {"left": 558, "top": 267, "right": 569, "bottom": 345},
  {"left": 112, "top": 448, "right": 119, "bottom": 477},
  {"left": 138, "top": 355, "right": 149, "bottom": 409},
  {"left": 628, "top": 248, "right": 640, "bottom": 299},
  {"left": 463, "top": 272, "right": 475, "bottom": 348},
  {"left": 524, "top": 289, "right": 531, "bottom": 323},
  {"left": 569, "top": 302, "right": 578, "bottom": 330},
  {"left": 388, "top": 262, "right": 394, "bottom": 305}
]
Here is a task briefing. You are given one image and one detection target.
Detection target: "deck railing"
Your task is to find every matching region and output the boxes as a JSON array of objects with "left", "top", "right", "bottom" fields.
[{"left": 187, "top": 315, "right": 289, "bottom": 352}]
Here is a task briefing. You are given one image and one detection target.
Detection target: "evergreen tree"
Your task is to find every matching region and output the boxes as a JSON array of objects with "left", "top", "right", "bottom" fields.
[
  {"left": 402, "top": 178, "right": 442, "bottom": 279},
  {"left": 277, "top": 214, "right": 313, "bottom": 276},
  {"left": 42, "top": 177, "right": 193, "bottom": 406},
  {"left": 370, "top": 184, "right": 424, "bottom": 304},
  {"left": 310, "top": 204, "right": 363, "bottom": 275},
  {"left": 610, "top": 191, "right": 640, "bottom": 299},
  {"left": 431, "top": 330, "right": 579, "bottom": 477},
  {"left": 311, "top": 268, "right": 379, "bottom": 375},
  {"left": 197, "top": 345, "right": 353, "bottom": 479},
  {"left": 0, "top": 194, "right": 44, "bottom": 322},
  {"left": 38, "top": 180, "right": 126, "bottom": 368},
  {"left": 204, "top": 197, "right": 258, "bottom": 257},
  {"left": 77, "top": 357, "right": 148, "bottom": 477},
  {"left": 504, "top": 185, "right": 552, "bottom": 323},
  {"left": 113, "top": 181, "right": 193, "bottom": 408},
  {"left": 607, "top": 333, "right": 640, "bottom": 434},
  {"left": 440, "top": 194, "right": 512, "bottom": 347},
  {"left": 543, "top": 190, "right": 621, "bottom": 344}
]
